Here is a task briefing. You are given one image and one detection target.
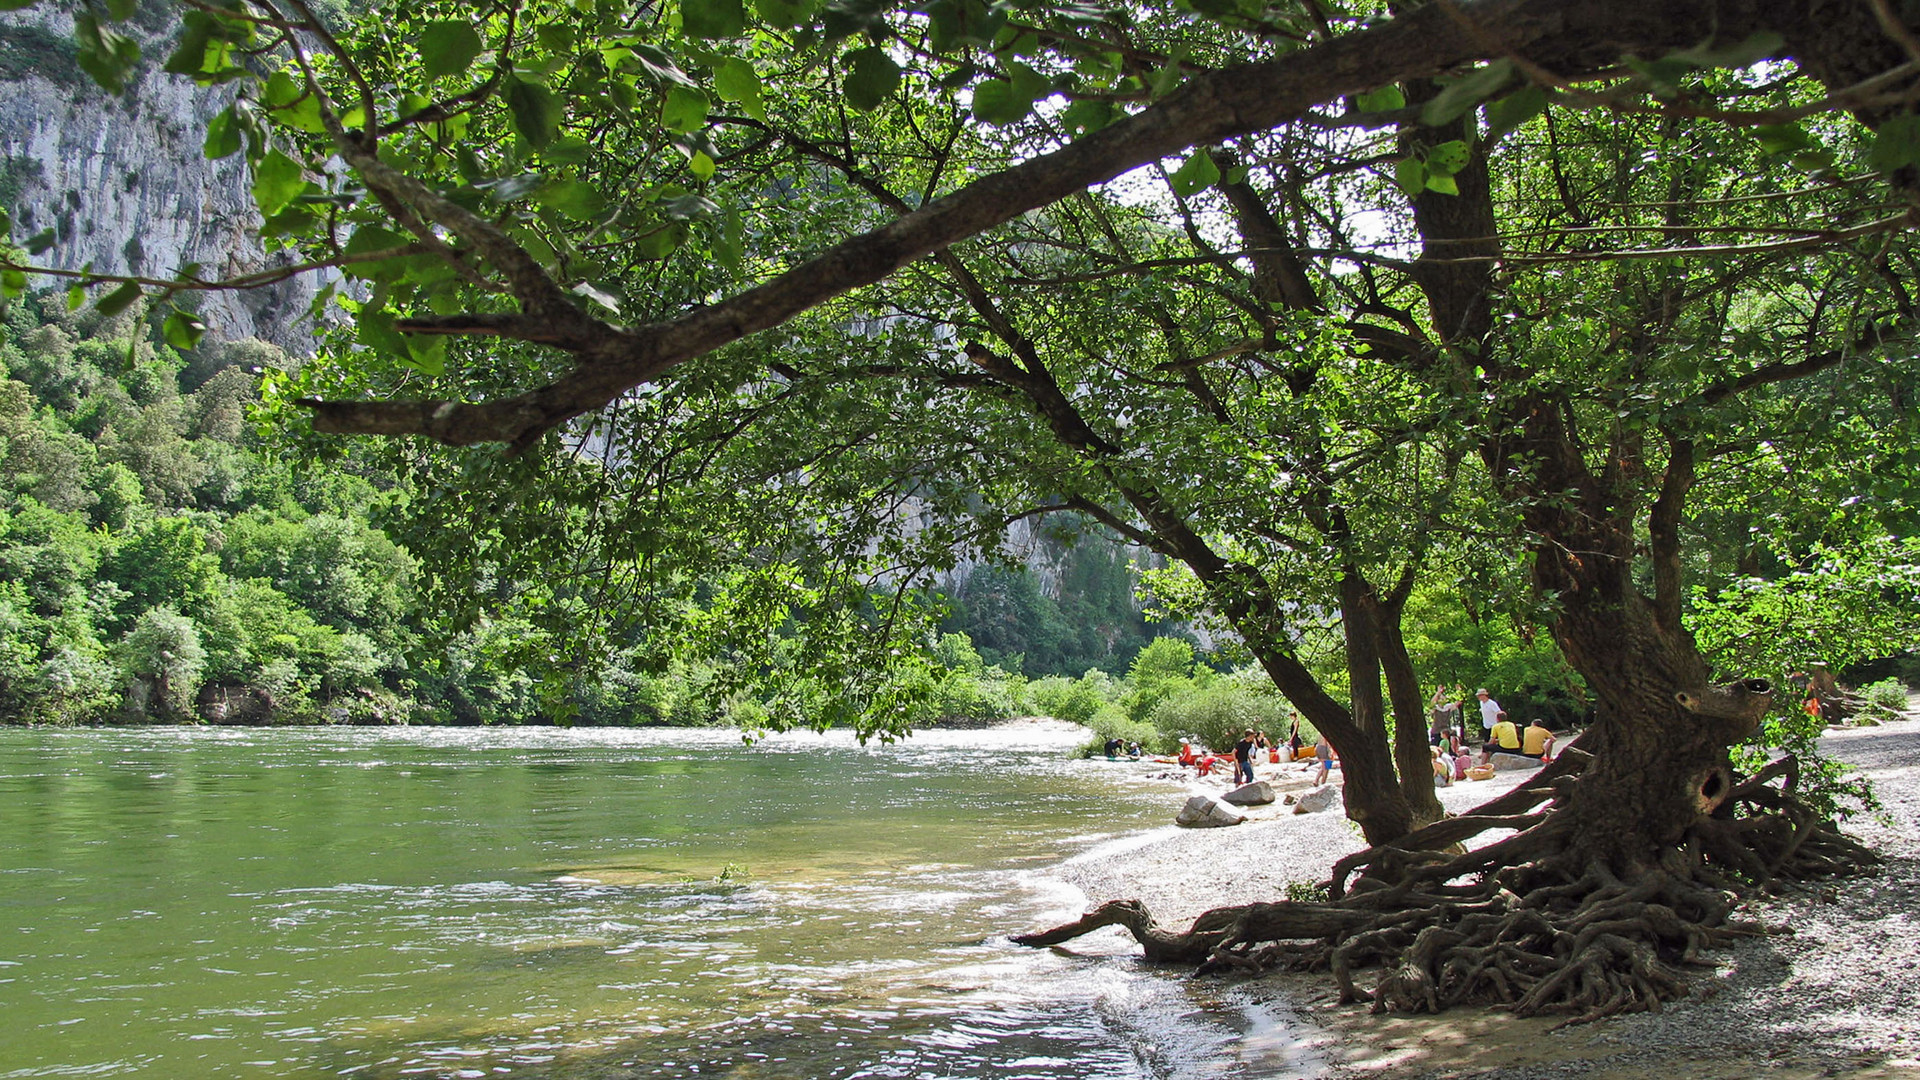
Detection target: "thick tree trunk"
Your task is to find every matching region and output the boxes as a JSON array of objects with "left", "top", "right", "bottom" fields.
[{"left": 1375, "top": 588, "right": 1446, "bottom": 824}]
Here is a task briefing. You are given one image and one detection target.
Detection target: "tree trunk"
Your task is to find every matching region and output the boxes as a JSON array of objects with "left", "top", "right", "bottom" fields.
[
  {"left": 1375, "top": 587, "right": 1446, "bottom": 824},
  {"left": 1334, "top": 569, "right": 1425, "bottom": 841}
]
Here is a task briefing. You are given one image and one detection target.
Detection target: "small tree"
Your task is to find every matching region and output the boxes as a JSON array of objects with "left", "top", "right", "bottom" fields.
[{"left": 119, "top": 606, "right": 205, "bottom": 721}]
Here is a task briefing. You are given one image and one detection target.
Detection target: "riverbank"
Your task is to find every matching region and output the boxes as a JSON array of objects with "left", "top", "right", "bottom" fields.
[{"left": 1036, "top": 714, "right": 1920, "bottom": 1079}]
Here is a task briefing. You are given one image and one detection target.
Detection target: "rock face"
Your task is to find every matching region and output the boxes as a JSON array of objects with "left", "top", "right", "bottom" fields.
[
  {"left": 0, "top": 9, "right": 318, "bottom": 348},
  {"left": 1221, "top": 781, "right": 1275, "bottom": 806},
  {"left": 1175, "top": 795, "right": 1245, "bottom": 828},
  {"left": 1290, "top": 786, "right": 1338, "bottom": 814}
]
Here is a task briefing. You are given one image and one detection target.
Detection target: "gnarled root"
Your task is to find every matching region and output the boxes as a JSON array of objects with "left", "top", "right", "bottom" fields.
[{"left": 1015, "top": 753, "right": 1874, "bottom": 1025}]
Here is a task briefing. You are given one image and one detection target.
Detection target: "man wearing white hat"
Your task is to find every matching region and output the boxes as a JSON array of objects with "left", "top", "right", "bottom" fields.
[{"left": 1475, "top": 688, "right": 1502, "bottom": 735}]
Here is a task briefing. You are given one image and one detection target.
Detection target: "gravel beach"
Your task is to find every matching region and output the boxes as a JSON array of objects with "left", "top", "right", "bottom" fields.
[{"left": 1035, "top": 707, "right": 1920, "bottom": 1079}]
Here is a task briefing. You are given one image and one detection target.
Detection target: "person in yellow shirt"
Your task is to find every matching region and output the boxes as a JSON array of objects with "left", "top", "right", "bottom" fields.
[
  {"left": 1522, "top": 719, "right": 1555, "bottom": 761},
  {"left": 1478, "top": 711, "right": 1522, "bottom": 765}
]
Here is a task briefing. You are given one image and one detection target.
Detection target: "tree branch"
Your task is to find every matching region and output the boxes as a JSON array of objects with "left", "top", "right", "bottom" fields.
[{"left": 300, "top": 0, "right": 1785, "bottom": 449}]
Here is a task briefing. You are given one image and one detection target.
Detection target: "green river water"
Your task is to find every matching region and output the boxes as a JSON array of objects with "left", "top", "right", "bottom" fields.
[{"left": 0, "top": 725, "right": 1319, "bottom": 1079}]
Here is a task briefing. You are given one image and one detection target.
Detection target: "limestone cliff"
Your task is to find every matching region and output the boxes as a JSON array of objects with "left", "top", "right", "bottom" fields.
[{"left": 0, "top": 8, "right": 316, "bottom": 348}]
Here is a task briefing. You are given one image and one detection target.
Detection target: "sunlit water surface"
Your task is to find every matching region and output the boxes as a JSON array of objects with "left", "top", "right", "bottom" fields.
[{"left": 0, "top": 725, "right": 1319, "bottom": 1078}]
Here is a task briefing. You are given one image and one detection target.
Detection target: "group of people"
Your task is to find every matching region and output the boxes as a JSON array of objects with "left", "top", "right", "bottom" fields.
[
  {"left": 1177, "top": 722, "right": 1339, "bottom": 787},
  {"left": 1165, "top": 686, "right": 1556, "bottom": 793},
  {"left": 1426, "top": 685, "right": 1556, "bottom": 786}
]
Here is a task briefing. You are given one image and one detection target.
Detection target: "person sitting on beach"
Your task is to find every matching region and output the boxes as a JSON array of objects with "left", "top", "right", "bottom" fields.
[
  {"left": 1453, "top": 746, "right": 1472, "bottom": 782},
  {"left": 1522, "top": 719, "right": 1555, "bottom": 761},
  {"left": 1478, "top": 711, "right": 1521, "bottom": 765},
  {"left": 1431, "top": 746, "right": 1453, "bottom": 787},
  {"left": 1178, "top": 741, "right": 1197, "bottom": 768}
]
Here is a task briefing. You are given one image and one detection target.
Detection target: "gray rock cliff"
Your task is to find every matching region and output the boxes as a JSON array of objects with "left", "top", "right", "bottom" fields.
[{"left": 1, "top": 8, "right": 316, "bottom": 348}]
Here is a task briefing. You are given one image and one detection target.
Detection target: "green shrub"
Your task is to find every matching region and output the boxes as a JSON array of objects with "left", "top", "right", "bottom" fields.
[
  {"left": 1150, "top": 681, "right": 1290, "bottom": 754},
  {"left": 1028, "top": 668, "right": 1120, "bottom": 725},
  {"left": 1076, "top": 710, "right": 1165, "bottom": 757},
  {"left": 1856, "top": 678, "right": 1912, "bottom": 725}
]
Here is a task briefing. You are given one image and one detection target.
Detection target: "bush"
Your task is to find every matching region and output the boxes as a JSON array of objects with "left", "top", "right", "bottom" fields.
[
  {"left": 1028, "top": 668, "right": 1120, "bottom": 725},
  {"left": 1122, "top": 636, "right": 1199, "bottom": 722},
  {"left": 1150, "top": 681, "right": 1291, "bottom": 754},
  {"left": 1856, "top": 678, "right": 1912, "bottom": 725}
]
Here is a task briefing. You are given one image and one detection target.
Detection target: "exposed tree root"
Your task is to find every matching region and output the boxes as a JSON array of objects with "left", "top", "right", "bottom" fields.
[{"left": 1015, "top": 754, "right": 1876, "bottom": 1025}]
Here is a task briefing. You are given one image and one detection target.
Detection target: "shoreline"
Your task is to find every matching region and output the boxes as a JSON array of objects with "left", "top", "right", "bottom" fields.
[{"left": 1032, "top": 715, "right": 1920, "bottom": 1079}]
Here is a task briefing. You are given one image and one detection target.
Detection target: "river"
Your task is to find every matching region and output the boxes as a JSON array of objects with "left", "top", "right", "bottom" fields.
[{"left": 0, "top": 724, "right": 1319, "bottom": 1079}]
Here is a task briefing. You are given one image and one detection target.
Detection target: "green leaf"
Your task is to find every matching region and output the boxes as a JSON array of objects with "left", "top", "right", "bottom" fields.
[
  {"left": 661, "top": 85, "right": 711, "bottom": 131},
  {"left": 1672, "top": 31, "right": 1784, "bottom": 70},
  {"left": 1393, "top": 156, "right": 1427, "bottom": 198},
  {"left": 263, "top": 68, "right": 302, "bottom": 106},
  {"left": 262, "top": 71, "right": 327, "bottom": 133},
  {"left": 74, "top": 12, "right": 141, "bottom": 94},
  {"left": 94, "top": 281, "right": 143, "bottom": 318},
  {"left": 927, "top": 0, "right": 1004, "bottom": 51},
  {"left": 1624, "top": 55, "right": 1693, "bottom": 93},
  {"left": 1167, "top": 149, "right": 1220, "bottom": 197},
  {"left": 1483, "top": 85, "right": 1547, "bottom": 147},
  {"left": 714, "top": 207, "right": 744, "bottom": 273},
  {"left": 1420, "top": 58, "right": 1513, "bottom": 127},
  {"left": 1354, "top": 85, "right": 1404, "bottom": 113},
  {"left": 163, "top": 14, "right": 214, "bottom": 76},
  {"left": 162, "top": 311, "right": 207, "bottom": 351},
  {"left": 25, "top": 228, "right": 55, "bottom": 255},
  {"left": 344, "top": 225, "right": 413, "bottom": 257},
  {"left": 0, "top": 267, "right": 25, "bottom": 300},
  {"left": 683, "top": 0, "right": 746, "bottom": 39},
  {"left": 478, "top": 172, "right": 545, "bottom": 201},
  {"left": 1424, "top": 172, "right": 1459, "bottom": 195},
  {"left": 251, "top": 149, "right": 306, "bottom": 217},
  {"left": 66, "top": 284, "right": 85, "bottom": 311},
  {"left": 419, "top": 22, "right": 484, "bottom": 80},
  {"left": 1426, "top": 139, "right": 1471, "bottom": 176},
  {"left": 1870, "top": 113, "right": 1920, "bottom": 172},
  {"left": 204, "top": 105, "right": 244, "bottom": 158},
  {"left": 1754, "top": 123, "right": 1815, "bottom": 156},
  {"left": 504, "top": 75, "right": 564, "bottom": 147},
  {"left": 713, "top": 57, "right": 766, "bottom": 120},
  {"left": 971, "top": 80, "right": 1021, "bottom": 125},
  {"left": 612, "top": 43, "right": 697, "bottom": 87},
  {"left": 754, "top": 0, "right": 815, "bottom": 29},
  {"left": 688, "top": 150, "right": 716, "bottom": 180},
  {"left": 538, "top": 178, "right": 608, "bottom": 220},
  {"left": 571, "top": 281, "right": 623, "bottom": 313},
  {"left": 404, "top": 334, "right": 447, "bottom": 376},
  {"left": 1060, "top": 97, "right": 1115, "bottom": 137},
  {"left": 844, "top": 47, "right": 900, "bottom": 111},
  {"left": 634, "top": 223, "right": 688, "bottom": 258}
]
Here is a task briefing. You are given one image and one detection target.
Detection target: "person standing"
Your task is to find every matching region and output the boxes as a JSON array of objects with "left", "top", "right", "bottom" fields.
[
  {"left": 1313, "top": 736, "right": 1336, "bottom": 787},
  {"left": 1233, "top": 729, "right": 1258, "bottom": 785},
  {"left": 1475, "top": 688, "right": 1502, "bottom": 736},
  {"left": 1429, "top": 686, "right": 1461, "bottom": 747}
]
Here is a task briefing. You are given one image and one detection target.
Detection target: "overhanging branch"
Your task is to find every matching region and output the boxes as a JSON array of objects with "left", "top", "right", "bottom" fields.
[{"left": 297, "top": 0, "right": 1800, "bottom": 449}]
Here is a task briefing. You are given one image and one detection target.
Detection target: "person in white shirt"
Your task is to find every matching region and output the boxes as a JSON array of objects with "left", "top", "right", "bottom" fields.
[{"left": 1475, "top": 688, "right": 1502, "bottom": 735}]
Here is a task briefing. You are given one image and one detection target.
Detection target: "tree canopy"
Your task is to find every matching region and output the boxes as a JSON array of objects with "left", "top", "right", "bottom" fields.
[{"left": 5, "top": 0, "right": 1920, "bottom": 1024}]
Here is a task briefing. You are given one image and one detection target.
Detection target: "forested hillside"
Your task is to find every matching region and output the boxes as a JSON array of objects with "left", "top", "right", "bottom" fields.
[{"left": 0, "top": 292, "right": 1185, "bottom": 724}]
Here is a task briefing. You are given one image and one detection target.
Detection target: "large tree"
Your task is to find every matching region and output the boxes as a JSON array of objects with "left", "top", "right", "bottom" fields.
[{"left": 7, "top": 0, "right": 1918, "bottom": 1021}]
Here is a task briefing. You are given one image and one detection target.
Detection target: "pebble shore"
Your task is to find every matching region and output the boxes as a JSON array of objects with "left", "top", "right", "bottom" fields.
[{"left": 1036, "top": 708, "right": 1920, "bottom": 1079}]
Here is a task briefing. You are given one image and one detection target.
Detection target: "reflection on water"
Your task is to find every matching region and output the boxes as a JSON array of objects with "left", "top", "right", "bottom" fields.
[{"left": 0, "top": 725, "right": 1322, "bottom": 1078}]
